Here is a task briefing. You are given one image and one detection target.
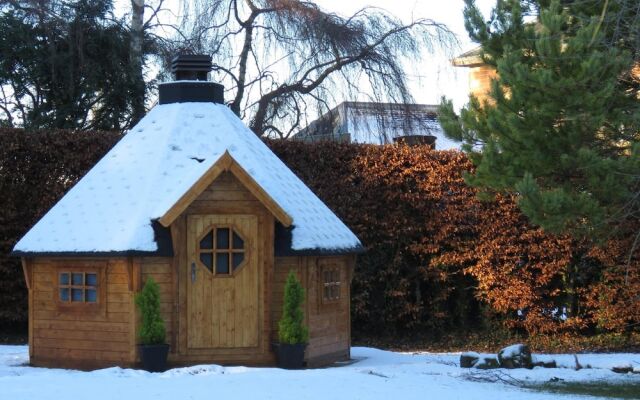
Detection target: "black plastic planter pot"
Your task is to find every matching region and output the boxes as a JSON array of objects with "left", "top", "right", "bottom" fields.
[
  {"left": 276, "top": 343, "right": 307, "bottom": 369},
  {"left": 139, "top": 344, "right": 170, "bottom": 372}
]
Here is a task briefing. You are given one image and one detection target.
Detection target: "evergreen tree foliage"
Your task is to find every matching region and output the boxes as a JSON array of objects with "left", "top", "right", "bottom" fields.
[
  {"left": 135, "top": 278, "right": 166, "bottom": 345},
  {"left": 439, "top": 0, "right": 640, "bottom": 239},
  {"left": 278, "top": 271, "right": 309, "bottom": 344},
  {"left": 0, "top": 0, "right": 156, "bottom": 130}
]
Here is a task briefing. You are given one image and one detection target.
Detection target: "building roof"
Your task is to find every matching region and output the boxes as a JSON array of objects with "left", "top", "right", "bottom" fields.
[
  {"left": 294, "top": 101, "right": 461, "bottom": 150},
  {"left": 13, "top": 102, "right": 363, "bottom": 256},
  {"left": 452, "top": 47, "right": 484, "bottom": 67}
]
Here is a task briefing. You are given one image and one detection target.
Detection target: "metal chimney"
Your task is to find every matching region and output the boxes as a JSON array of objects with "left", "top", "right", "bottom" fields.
[{"left": 158, "top": 54, "right": 224, "bottom": 105}]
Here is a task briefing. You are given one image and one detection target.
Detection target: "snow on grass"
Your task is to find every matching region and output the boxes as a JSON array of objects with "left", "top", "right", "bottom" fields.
[{"left": 1, "top": 346, "right": 639, "bottom": 400}]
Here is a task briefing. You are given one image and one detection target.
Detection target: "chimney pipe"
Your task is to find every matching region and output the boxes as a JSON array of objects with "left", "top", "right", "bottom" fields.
[{"left": 158, "top": 54, "right": 224, "bottom": 105}]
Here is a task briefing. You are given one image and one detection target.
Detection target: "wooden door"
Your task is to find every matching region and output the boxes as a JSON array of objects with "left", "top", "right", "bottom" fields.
[{"left": 187, "top": 214, "right": 260, "bottom": 349}]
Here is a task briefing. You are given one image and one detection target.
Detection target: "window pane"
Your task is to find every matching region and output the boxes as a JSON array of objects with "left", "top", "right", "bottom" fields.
[
  {"left": 216, "top": 228, "right": 229, "bottom": 249},
  {"left": 200, "top": 253, "right": 213, "bottom": 272},
  {"left": 324, "top": 286, "right": 331, "bottom": 300},
  {"left": 71, "top": 289, "right": 83, "bottom": 302},
  {"left": 59, "top": 273, "right": 69, "bottom": 285},
  {"left": 232, "top": 231, "right": 244, "bottom": 249},
  {"left": 86, "top": 273, "right": 97, "bottom": 286},
  {"left": 200, "top": 230, "right": 213, "bottom": 250},
  {"left": 72, "top": 273, "right": 83, "bottom": 285},
  {"left": 216, "top": 253, "right": 229, "bottom": 274},
  {"left": 59, "top": 288, "right": 69, "bottom": 302},
  {"left": 232, "top": 253, "right": 244, "bottom": 270},
  {"left": 333, "top": 270, "right": 339, "bottom": 283},
  {"left": 324, "top": 270, "right": 331, "bottom": 283},
  {"left": 86, "top": 289, "right": 97, "bottom": 303}
]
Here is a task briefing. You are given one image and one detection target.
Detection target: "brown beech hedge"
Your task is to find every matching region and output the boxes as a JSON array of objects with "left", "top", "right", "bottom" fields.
[{"left": 1, "top": 128, "right": 639, "bottom": 338}]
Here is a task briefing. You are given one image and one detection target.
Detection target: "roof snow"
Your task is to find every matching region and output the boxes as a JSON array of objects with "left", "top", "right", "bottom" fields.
[{"left": 14, "top": 102, "right": 361, "bottom": 254}]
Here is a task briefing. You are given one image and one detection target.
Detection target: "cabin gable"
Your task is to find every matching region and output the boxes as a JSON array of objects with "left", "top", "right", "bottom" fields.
[{"left": 159, "top": 152, "right": 292, "bottom": 228}]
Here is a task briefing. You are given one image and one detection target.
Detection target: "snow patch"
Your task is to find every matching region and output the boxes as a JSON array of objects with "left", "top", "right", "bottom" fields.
[{"left": 1, "top": 346, "right": 640, "bottom": 400}]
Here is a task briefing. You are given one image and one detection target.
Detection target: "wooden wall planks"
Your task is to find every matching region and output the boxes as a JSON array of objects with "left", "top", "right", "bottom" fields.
[
  {"left": 30, "top": 258, "right": 136, "bottom": 369},
  {"left": 272, "top": 255, "right": 353, "bottom": 366}
]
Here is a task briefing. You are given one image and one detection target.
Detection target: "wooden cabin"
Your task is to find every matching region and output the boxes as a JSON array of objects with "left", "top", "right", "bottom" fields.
[{"left": 12, "top": 55, "right": 363, "bottom": 370}]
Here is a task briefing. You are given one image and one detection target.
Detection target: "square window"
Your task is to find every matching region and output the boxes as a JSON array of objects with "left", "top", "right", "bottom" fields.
[
  {"left": 321, "top": 266, "right": 341, "bottom": 303},
  {"left": 57, "top": 269, "right": 101, "bottom": 306}
]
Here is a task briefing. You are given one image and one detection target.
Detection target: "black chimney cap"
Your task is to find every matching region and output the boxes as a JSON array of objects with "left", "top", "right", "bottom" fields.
[
  {"left": 171, "top": 54, "right": 212, "bottom": 81},
  {"left": 158, "top": 54, "right": 224, "bottom": 105}
]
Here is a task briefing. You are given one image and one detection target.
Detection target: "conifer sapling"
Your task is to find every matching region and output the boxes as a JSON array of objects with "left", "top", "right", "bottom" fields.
[
  {"left": 278, "top": 271, "right": 309, "bottom": 344},
  {"left": 135, "top": 278, "right": 166, "bottom": 345}
]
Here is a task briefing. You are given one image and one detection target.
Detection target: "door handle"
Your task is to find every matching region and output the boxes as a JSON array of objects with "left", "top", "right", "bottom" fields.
[{"left": 191, "top": 262, "right": 196, "bottom": 283}]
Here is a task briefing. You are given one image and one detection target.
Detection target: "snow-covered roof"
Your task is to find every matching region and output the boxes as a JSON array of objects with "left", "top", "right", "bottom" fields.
[
  {"left": 14, "top": 102, "right": 362, "bottom": 255},
  {"left": 294, "top": 101, "right": 461, "bottom": 150}
]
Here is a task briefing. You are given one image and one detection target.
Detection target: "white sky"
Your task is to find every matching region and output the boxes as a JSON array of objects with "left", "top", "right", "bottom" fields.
[{"left": 116, "top": 0, "right": 495, "bottom": 110}]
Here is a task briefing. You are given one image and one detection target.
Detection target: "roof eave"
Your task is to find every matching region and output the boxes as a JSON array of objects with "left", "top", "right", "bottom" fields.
[
  {"left": 11, "top": 249, "right": 173, "bottom": 258},
  {"left": 274, "top": 244, "right": 366, "bottom": 257}
]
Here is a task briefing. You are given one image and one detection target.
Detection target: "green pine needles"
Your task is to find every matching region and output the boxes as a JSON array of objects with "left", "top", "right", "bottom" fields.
[
  {"left": 439, "top": 0, "right": 640, "bottom": 240},
  {"left": 278, "top": 271, "right": 309, "bottom": 345},
  {"left": 135, "top": 278, "right": 166, "bottom": 345}
]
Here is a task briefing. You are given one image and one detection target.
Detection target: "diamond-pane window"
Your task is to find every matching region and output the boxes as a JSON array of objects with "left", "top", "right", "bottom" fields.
[{"left": 198, "top": 226, "right": 246, "bottom": 275}]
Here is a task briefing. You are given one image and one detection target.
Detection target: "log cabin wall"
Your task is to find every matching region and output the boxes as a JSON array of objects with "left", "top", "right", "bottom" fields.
[
  {"left": 169, "top": 171, "right": 276, "bottom": 365},
  {"left": 27, "top": 258, "right": 138, "bottom": 370},
  {"left": 272, "top": 255, "right": 354, "bottom": 367},
  {"left": 25, "top": 171, "right": 354, "bottom": 369}
]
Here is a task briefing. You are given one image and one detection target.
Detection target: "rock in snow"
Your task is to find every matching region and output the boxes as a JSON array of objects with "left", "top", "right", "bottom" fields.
[{"left": 498, "top": 344, "right": 533, "bottom": 369}]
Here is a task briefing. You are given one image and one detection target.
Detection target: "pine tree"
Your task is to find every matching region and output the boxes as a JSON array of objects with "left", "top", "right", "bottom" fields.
[
  {"left": 439, "top": 0, "right": 640, "bottom": 239},
  {"left": 278, "top": 271, "right": 309, "bottom": 344}
]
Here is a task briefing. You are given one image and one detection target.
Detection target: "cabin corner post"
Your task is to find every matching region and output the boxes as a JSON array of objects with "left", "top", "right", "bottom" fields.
[
  {"left": 348, "top": 254, "right": 357, "bottom": 357},
  {"left": 128, "top": 257, "right": 142, "bottom": 365},
  {"left": 170, "top": 220, "right": 182, "bottom": 355},
  {"left": 21, "top": 258, "right": 31, "bottom": 290},
  {"left": 21, "top": 258, "right": 33, "bottom": 358}
]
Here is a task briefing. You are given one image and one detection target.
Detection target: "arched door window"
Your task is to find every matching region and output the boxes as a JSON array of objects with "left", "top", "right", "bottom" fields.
[{"left": 197, "top": 227, "right": 246, "bottom": 275}]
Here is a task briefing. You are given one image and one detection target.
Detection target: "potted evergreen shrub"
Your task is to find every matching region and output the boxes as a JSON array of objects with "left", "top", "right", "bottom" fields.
[
  {"left": 276, "top": 271, "right": 309, "bottom": 369},
  {"left": 135, "top": 278, "right": 169, "bottom": 372}
]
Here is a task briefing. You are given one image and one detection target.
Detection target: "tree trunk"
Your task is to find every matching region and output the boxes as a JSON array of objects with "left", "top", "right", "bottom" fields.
[{"left": 130, "top": 0, "right": 145, "bottom": 127}]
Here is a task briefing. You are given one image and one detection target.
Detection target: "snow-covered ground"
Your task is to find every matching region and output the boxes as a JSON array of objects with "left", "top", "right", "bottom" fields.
[{"left": 1, "top": 345, "right": 639, "bottom": 400}]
